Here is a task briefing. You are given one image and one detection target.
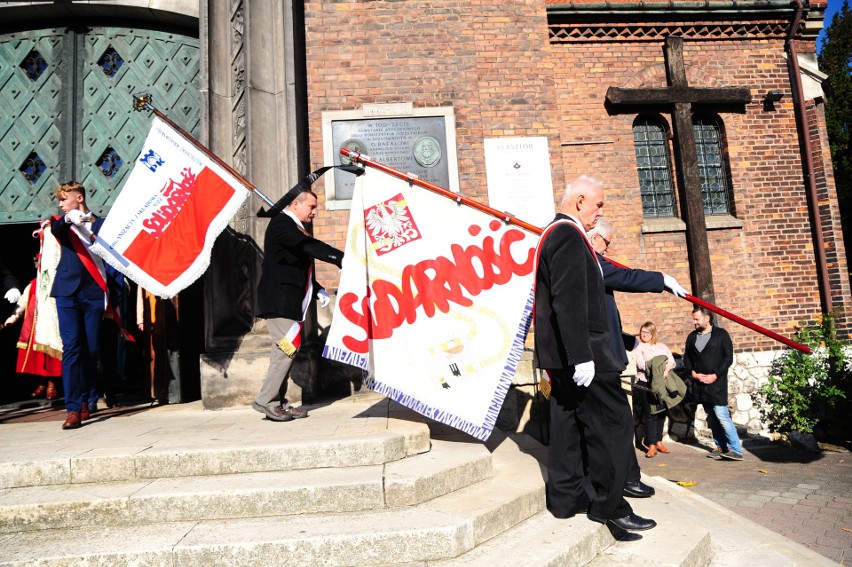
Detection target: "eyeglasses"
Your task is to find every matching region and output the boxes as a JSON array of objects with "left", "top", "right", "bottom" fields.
[{"left": 596, "top": 234, "right": 611, "bottom": 249}]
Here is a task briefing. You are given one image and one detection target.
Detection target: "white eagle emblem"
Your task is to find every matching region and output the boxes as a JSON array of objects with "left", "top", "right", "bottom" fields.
[{"left": 364, "top": 194, "right": 421, "bottom": 255}]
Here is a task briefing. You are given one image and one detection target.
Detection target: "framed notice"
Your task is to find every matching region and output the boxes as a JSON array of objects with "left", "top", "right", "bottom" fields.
[{"left": 484, "top": 137, "right": 555, "bottom": 228}]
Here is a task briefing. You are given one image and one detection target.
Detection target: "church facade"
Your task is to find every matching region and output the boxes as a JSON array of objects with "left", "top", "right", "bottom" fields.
[{"left": 1, "top": 1, "right": 844, "bottom": 418}]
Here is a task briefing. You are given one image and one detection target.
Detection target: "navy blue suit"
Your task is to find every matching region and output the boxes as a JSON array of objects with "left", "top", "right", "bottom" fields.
[
  {"left": 50, "top": 215, "right": 106, "bottom": 413},
  {"left": 598, "top": 253, "right": 666, "bottom": 480},
  {"left": 598, "top": 254, "right": 665, "bottom": 366}
]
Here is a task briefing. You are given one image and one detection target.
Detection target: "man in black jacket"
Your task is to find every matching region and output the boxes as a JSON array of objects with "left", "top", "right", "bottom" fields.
[
  {"left": 683, "top": 305, "right": 742, "bottom": 460},
  {"left": 587, "top": 220, "right": 687, "bottom": 494},
  {"left": 535, "top": 175, "right": 655, "bottom": 532},
  {"left": 253, "top": 187, "right": 343, "bottom": 422}
]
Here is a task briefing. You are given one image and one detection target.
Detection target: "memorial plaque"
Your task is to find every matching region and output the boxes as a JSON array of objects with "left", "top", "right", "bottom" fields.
[{"left": 331, "top": 116, "right": 450, "bottom": 201}]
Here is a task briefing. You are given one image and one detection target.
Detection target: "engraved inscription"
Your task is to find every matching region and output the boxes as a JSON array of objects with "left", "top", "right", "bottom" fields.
[{"left": 331, "top": 116, "right": 450, "bottom": 201}]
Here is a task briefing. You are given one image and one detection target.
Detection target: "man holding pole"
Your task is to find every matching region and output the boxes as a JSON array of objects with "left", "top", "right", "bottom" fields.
[
  {"left": 51, "top": 181, "right": 121, "bottom": 430},
  {"left": 253, "top": 186, "right": 343, "bottom": 422},
  {"left": 587, "top": 219, "right": 688, "bottom": 486},
  {"left": 534, "top": 175, "right": 655, "bottom": 532}
]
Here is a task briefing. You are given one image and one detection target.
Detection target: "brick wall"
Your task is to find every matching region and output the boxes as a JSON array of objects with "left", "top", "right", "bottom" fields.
[{"left": 303, "top": 1, "right": 851, "bottom": 355}]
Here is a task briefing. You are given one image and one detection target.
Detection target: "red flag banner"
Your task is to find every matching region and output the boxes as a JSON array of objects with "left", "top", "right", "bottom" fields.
[{"left": 90, "top": 117, "right": 250, "bottom": 298}]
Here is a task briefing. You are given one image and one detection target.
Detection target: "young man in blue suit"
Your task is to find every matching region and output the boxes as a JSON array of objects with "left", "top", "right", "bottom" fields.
[{"left": 50, "top": 181, "right": 111, "bottom": 430}]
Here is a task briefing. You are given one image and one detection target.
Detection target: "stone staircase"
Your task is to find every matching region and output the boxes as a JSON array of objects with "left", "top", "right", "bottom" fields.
[{"left": 0, "top": 393, "right": 835, "bottom": 566}]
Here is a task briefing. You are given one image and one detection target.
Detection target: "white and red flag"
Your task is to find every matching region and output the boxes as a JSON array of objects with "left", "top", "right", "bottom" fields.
[
  {"left": 323, "top": 166, "right": 538, "bottom": 440},
  {"left": 90, "top": 117, "right": 250, "bottom": 298}
]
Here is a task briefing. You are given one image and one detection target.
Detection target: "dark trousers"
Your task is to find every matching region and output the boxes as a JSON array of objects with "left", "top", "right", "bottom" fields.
[
  {"left": 546, "top": 368, "right": 634, "bottom": 520},
  {"left": 632, "top": 384, "right": 666, "bottom": 445},
  {"left": 55, "top": 295, "right": 103, "bottom": 413}
]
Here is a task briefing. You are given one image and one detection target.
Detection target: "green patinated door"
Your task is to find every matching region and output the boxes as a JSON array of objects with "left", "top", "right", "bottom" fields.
[{"left": 0, "top": 26, "right": 199, "bottom": 224}]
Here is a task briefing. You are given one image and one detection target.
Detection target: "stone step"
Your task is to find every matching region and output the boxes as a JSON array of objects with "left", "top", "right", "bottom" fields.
[
  {"left": 430, "top": 510, "right": 613, "bottom": 566},
  {"left": 0, "top": 509, "right": 473, "bottom": 566},
  {"left": 583, "top": 487, "right": 713, "bottom": 567},
  {"left": 0, "top": 438, "right": 495, "bottom": 534},
  {"left": 431, "top": 473, "right": 713, "bottom": 567},
  {"left": 0, "top": 404, "right": 431, "bottom": 489},
  {"left": 0, "top": 433, "right": 545, "bottom": 566}
]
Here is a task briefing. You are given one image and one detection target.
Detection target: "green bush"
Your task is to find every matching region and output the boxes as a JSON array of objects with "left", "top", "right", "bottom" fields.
[{"left": 756, "top": 312, "right": 850, "bottom": 435}]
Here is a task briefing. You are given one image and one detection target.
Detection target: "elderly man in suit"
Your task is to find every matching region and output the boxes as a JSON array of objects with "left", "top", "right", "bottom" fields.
[
  {"left": 587, "top": 219, "right": 688, "bottom": 489},
  {"left": 534, "top": 175, "right": 655, "bottom": 532},
  {"left": 50, "top": 181, "right": 118, "bottom": 430},
  {"left": 253, "top": 185, "right": 343, "bottom": 422}
]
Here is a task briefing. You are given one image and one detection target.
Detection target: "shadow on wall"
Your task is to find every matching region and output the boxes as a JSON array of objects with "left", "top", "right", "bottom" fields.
[{"left": 202, "top": 227, "right": 262, "bottom": 372}]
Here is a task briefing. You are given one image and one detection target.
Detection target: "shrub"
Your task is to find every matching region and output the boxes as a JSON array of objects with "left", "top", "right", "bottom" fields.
[{"left": 756, "top": 312, "right": 850, "bottom": 435}]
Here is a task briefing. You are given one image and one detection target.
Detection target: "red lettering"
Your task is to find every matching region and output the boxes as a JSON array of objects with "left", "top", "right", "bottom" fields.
[
  {"left": 339, "top": 225, "right": 534, "bottom": 353},
  {"left": 142, "top": 168, "right": 197, "bottom": 239}
]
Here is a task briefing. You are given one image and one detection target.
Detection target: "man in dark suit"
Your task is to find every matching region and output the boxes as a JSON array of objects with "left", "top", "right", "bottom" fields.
[
  {"left": 535, "top": 175, "right": 655, "bottom": 532},
  {"left": 253, "top": 186, "right": 343, "bottom": 422},
  {"left": 50, "top": 181, "right": 113, "bottom": 430},
  {"left": 683, "top": 305, "right": 742, "bottom": 460},
  {"left": 587, "top": 220, "right": 687, "bottom": 491}
]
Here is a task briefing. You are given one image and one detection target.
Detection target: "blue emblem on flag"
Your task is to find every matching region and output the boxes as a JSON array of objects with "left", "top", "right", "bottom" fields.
[{"left": 139, "top": 149, "right": 165, "bottom": 172}]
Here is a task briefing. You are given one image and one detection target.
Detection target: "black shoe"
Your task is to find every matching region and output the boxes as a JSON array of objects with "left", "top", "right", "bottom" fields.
[
  {"left": 588, "top": 512, "right": 657, "bottom": 531},
  {"left": 623, "top": 480, "right": 655, "bottom": 498}
]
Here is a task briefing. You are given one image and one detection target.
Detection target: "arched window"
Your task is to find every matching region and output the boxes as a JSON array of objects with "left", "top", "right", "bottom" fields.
[
  {"left": 693, "top": 114, "right": 733, "bottom": 215},
  {"left": 632, "top": 115, "right": 675, "bottom": 217}
]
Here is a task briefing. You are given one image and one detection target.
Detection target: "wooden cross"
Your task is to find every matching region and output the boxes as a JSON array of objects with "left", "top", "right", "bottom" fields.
[{"left": 605, "top": 36, "right": 751, "bottom": 305}]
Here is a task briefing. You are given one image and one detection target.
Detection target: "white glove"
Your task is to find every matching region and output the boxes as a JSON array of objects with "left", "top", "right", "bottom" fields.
[
  {"left": 663, "top": 273, "right": 688, "bottom": 298},
  {"left": 65, "top": 209, "right": 85, "bottom": 225},
  {"left": 316, "top": 289, "right": 331, "bottom": 309},
  {"left": 573, "top": 360, "right": 595, "bottom": 387},
  {"left": 4, "top": 288, "right": 21, "bottom": 304}
]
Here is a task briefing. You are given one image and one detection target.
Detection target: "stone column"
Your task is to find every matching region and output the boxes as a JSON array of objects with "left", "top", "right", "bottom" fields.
[{"left": 198, "top": 0, "right": 307, "bottom": 409}]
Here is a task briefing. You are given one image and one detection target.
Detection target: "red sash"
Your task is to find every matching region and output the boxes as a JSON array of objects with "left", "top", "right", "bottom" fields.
[
  {"left": 63, "top": 218, "right": 135, "bottom": 343},
  {"left": 532, "top": 218, "right": 600, "bottom": 392}
]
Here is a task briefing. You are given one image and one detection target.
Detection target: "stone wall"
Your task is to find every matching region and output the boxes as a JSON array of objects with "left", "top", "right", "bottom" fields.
[
  {"left": 650, "top": 350, "right": 783, "bottom": 446},
  {"left": 504, "top": 349, "right": 785, "bottom": 446}
]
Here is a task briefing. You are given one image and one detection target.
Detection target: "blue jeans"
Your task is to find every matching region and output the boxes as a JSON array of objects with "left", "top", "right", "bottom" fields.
[{"left": 703, "top": 403, "right": 742, "bottom": 454}]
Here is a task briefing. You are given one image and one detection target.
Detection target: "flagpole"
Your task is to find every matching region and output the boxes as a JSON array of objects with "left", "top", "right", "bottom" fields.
[
  {"left": 341, "top": 148, "right": 812, "bottom": 355},
  {"left": 340, "top": 148, "right": 542, "bottom": 234},
  {"left": 602, "top": 257, "right": 811, "bottom": 354},
  {"left": 132, "top": 93, "right": 275, "bottom": 208}
]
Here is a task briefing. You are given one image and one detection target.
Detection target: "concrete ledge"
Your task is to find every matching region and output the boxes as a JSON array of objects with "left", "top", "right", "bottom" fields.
[{"left": 644, "top": 475, "right": 839, "bottom": 566}]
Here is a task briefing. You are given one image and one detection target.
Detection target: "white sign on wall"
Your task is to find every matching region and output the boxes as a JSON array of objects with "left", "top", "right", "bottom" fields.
[{"left": 484, "top": 137, "right": 555, "bottom": 228}]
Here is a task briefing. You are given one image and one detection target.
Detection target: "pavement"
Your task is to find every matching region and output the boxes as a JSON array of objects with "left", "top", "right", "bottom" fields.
[
  {"left": 634, "top": 436, "right": 852, "bottom": 565},
  {"left": 1, "top": 395, "right": 850, "bottom": 565}
]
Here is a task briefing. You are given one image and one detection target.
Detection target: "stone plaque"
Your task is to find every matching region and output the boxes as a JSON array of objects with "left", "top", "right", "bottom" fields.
[{"left": 331, "top": 116, "right": 450, "bottom": 201}]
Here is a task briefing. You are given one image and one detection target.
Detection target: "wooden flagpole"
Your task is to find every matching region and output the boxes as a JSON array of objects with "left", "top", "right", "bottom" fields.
[
  {"left": 341, "top": 147, "right": 811, "bottom": 354},
  {"left": 132, "top": 93, "right": 275, "bottom": 208}
]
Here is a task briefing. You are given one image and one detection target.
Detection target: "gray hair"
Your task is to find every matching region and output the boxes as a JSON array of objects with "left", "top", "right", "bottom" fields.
[{"left": 587, "top": 218, "right": 613, "bottom": 240}]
